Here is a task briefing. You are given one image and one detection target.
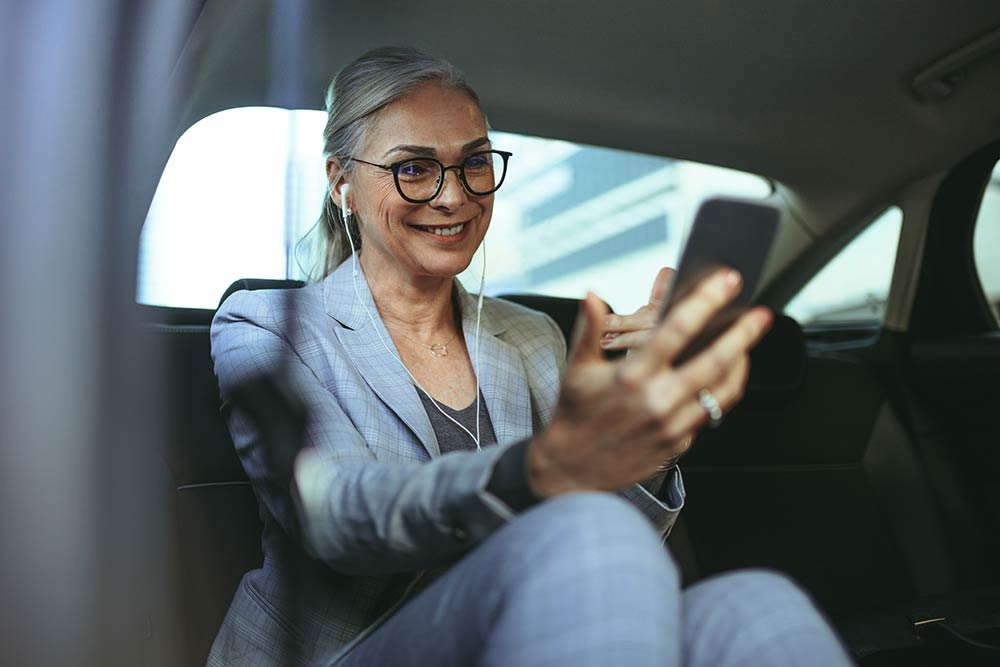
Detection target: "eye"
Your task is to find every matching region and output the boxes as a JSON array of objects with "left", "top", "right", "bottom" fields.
[
  {"left": 396, "top": 159, "right": 436, "bottom": 181},
  {"left": 464, "top": 153, "right": 493, "bottom": 173}
]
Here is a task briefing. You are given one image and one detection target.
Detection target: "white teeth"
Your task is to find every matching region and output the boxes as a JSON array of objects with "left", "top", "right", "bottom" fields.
[{"left": 427, "top": 223, "right": 466, "bottom": 237}]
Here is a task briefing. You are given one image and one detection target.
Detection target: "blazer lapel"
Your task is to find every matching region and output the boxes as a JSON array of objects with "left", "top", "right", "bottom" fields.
[
  {"left": 324, "top": 263, "right": 440, "bottom": 459},
  {"left": 456, "top": 286, "right": 533, "bottom": 446}
]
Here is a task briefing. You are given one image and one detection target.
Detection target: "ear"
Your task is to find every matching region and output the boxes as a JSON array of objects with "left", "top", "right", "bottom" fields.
[
  {"left": 325, "top": 156, "right": 349, "bottom": 208},
  {"left": 324, "top": 155, "right": 341, "bottom": 182}
]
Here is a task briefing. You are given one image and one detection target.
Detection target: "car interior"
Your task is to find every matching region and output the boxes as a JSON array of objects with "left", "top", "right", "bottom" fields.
[{"left": 4, "top": 2, "right": 1000, "bottom": 666}]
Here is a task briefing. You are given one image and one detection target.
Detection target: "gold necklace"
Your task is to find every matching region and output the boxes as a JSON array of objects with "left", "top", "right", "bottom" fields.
[{"left": 384, "top": 324, "right": 457, "bottom": 358}]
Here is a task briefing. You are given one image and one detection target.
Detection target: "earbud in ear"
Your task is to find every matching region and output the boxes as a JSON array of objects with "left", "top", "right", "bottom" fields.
[{"left": 341, "top": 184, "right": 351, "bottom": 218}]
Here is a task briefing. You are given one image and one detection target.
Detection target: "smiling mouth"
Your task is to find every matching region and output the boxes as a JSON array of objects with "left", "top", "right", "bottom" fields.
[{"left": 410, "top": 222, "right": 469, "bottom": 237}]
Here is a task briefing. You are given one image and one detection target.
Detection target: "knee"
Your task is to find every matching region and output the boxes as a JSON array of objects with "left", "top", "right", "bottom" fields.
[
  {"left": 740, "top": 570, "right": 824, "bottom": 617},
  {"left": 509, "top": 492, "right": 679, "bottom": 585},
  {"left": 685, "top": 570, "right": 850, "bottom": 666},
  {"left": 478, "top": 495, "right": 682, "bottom": 667},
  {"left": 687, "top": 568, "right": 837, "bottom": 646},
  {"left": 699, "top": 569, "right": 818, "bottom": 617}
]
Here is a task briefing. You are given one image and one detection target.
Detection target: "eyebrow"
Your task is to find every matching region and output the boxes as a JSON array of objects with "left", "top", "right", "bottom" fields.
[{"left": 382, "top": 136, "right": 491, "bottom": 160}]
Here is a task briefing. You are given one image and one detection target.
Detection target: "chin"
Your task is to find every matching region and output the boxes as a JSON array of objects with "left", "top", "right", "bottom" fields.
[
  {"left": 430, "top": 259, "right": 474, "bottom": 279},
  {"left": 411, "top": 244, "right": 481, "bottom": 277}
]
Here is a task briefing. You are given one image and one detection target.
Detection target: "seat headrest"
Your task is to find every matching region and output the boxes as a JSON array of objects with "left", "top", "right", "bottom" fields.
[
  {"left": 745, "top": 313, "right": 806, "bottom": 402},
  {"left": 219, "top": 278, "right": 305, "bottom": 308},
  {"left": 497, "top": 293, "right": 591, "bottom": 347}
]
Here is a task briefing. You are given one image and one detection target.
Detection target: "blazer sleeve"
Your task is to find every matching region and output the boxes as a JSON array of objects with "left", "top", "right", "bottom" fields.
[
  {"left": 620, "top": 472, "right": 685, "bottom": 539},
  {"left": 212, "top": 290, "right": 518, "bottom": 576}
]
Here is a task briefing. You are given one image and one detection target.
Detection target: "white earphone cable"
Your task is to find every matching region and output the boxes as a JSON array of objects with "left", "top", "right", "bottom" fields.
[
  {"left": 333, "top": 190, "right": 485, "bottom": 450},
  {"left": 474, "top": 239, "right": 485, "bottom": 448}
]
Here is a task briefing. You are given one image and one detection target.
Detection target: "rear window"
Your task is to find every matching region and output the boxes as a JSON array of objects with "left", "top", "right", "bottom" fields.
[
  {"left": 138, "top": 107, "right": 771, "bottom": 312},
  {"left": 785, "top": 206, "right": 903, "bottom": 326}
]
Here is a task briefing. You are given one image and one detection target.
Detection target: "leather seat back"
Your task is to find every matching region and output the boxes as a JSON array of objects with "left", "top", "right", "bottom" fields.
[{"left": 141, "top": 304, "right": 264, "bottom": 665}]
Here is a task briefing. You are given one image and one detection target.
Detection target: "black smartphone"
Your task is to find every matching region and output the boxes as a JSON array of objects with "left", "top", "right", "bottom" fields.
[{"left": 658, "top": 197, "right": 780, "bottom": 364}]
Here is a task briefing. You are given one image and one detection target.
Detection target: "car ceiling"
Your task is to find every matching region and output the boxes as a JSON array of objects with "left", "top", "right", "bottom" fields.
[{"left": 177, "top": 1, "right": 1000, "bottom": 196}]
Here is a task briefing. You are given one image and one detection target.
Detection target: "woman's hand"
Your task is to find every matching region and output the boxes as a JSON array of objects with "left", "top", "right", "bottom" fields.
[
  {"left": 601, "top": 267, "right": 675, "bottom": 354},
  {"left": 528, "top": 268, "right": 772, "bottom": 498}
]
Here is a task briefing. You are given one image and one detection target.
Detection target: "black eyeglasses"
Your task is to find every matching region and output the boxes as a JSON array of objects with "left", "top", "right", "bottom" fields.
[{"left": 347, "top": 150, "right": 513, "bottom": 204}]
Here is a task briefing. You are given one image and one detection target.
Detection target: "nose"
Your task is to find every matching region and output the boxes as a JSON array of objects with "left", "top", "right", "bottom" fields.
[{"left": 430, "top": 165, "right": 468, "bottom": 210}]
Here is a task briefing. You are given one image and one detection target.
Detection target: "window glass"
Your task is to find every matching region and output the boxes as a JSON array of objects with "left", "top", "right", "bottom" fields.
[
  {"left": 973, "top": 159, "right": 1000, "bottom": 324},
  {"left": 785, "top": 207, "right": 903, "bottom": 326},
  {"left": 138, "top": 108, "right": 324, "bottom": 309},
  {"left": 138, "top": 107, "right": 771, "bottom": 311}
]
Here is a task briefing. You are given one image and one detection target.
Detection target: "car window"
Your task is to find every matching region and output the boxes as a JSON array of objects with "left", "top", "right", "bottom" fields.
[
  {"left": 137, "top": 108, "right": 771, "bottom": 312},
  {"left": 784, "top": 206, "right": 903, "bottom": 326},
  {"left": 973, "top": 159, "right": 1000, "bottom": 324}
]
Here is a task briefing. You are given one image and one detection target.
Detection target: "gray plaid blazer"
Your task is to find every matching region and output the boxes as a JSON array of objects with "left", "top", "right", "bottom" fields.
[{"left": 207, "top": 260, "right": 684, "bottom": 666}]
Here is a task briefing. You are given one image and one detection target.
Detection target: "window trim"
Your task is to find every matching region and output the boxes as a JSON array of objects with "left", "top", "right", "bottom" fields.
[{"left": 909, "top": 137, "right": 1000, "bottom": 336}]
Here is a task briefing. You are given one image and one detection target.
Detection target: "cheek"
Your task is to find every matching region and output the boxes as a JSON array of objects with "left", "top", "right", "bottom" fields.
[
  {"left": 479, "top": 197, "right": 495, "bottom": 230},
  {"left": 374, "top": 195, "right": 414, "bottom": 236},
  {"left": 362, "top": 180, "right": 404, "bottom": 231}
]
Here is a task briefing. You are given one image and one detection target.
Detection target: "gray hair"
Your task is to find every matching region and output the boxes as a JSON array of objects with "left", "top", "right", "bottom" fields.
[{"left": 308, "top": 46, "right": 483, "bottom": 280}]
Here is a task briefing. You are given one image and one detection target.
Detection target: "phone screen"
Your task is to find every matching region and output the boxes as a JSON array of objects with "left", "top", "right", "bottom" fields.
[{"left": 659, "top": 197, "right": 780, "bottom": 364}]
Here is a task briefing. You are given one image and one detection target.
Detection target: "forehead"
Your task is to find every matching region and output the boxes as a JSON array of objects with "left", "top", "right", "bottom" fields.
[{"left": 364, "top": 83, "right": 488, "bottom": 158}]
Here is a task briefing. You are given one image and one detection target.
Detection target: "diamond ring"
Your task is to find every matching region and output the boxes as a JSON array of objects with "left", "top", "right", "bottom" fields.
[{"left": 698, "top": 389, "right": 724, "bottom": 428}]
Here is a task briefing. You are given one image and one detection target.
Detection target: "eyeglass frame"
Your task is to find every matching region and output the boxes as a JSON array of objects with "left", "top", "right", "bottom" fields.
[{"left": 345, "top": 149, "right": 513, "bottom": 204}]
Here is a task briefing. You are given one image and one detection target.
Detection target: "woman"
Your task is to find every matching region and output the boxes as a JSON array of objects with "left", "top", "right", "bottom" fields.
[{"left": 209, "top": 46, "right": 853, "bottom": 666}]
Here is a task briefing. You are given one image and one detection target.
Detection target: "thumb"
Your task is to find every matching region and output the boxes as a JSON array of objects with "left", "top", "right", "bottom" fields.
[
  {"left": 568, "top": 292, "right": 610, "bottom": 365},
  {"left": 649, "top": 266, "right": 675, "bottom": 308}
]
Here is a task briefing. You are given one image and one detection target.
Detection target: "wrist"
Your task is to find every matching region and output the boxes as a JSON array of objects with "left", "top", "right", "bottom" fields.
[
  {"left": 656, "top": 454, "right": 681, "bottom": 473},
  {"left": 527, "top": 428, "right": 584, "bottom": 498}
]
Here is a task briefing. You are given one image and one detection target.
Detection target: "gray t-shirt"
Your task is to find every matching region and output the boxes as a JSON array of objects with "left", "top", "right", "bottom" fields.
[
  {"left": 415, "top": 386, "right": 541, "bottom": 517},
  {"left": 415, "top": 389, "right": 497, "bottom": 453}
]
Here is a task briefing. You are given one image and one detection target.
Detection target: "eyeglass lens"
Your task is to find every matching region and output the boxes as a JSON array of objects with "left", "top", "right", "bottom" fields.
[{"left": 395, "top": 151, "right": 507, "bottom": 202}]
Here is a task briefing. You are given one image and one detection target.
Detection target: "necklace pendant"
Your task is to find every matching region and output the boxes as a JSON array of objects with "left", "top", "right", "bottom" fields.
[{"left": 429, "top": 343, "right": 448, "bottom": 358}]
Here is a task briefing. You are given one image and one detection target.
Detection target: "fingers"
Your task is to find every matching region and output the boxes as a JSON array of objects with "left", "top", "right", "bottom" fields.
[
  {"left": 631, "top": 305, "right": 769, "bottom": 439},
  {"left": 658, "top": 355, "right": 752, "bottom": 440},
  {"left": 674, "top": 357, "right": 750, "bottom": 429},
  {"left": 601, "top": 329, "right": 653, "bottom": 352},
  {"left": 602, "top": 267, "right": 676, "bottom": 336},
  {"left": 603, "top": 307, "right": 657, "bottom": 335},
  {"left": 568, "top": 292, "right": 611, "bottom": 366},
  {"left": 651, "top": 306, "right": 770, "bottom": 432},
  {"left": 649, "top": 266, "right": 675, "bottom": 308},
  {"left": 674, "top": 306, "right": 771, "bottom": 392},
  {"left": 630, "top": 268, "right": 743, "bottom": 373}
]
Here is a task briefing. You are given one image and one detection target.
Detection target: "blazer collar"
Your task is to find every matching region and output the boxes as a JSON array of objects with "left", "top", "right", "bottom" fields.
[
  {"left": 322, "top": 259, "right": 532, "bottom": 458},
  {"left": 323, "top": 259, "right": 505, "bottom": 336}
]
